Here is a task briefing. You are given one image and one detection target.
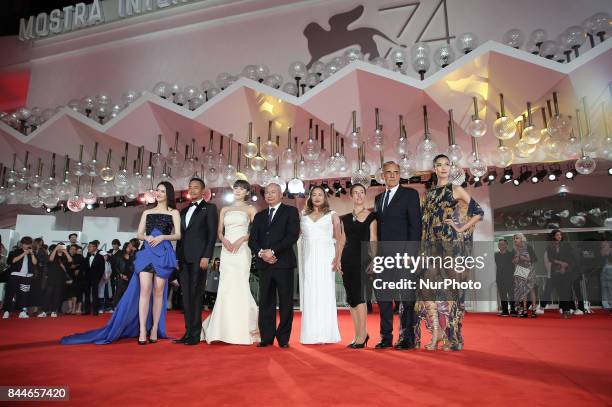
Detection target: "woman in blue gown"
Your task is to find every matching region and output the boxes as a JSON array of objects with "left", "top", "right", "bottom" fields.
[{"left": 61, "top": 182, "right": 181, "bottom": 345}]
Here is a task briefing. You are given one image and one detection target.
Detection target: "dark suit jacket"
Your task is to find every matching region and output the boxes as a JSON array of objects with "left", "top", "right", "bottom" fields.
[
  {"left": 495, "top": 250, "right": 515, "bottom": 284},
  {"left": 82, "top": 252, "right": 105, "bottom": 283},
  {"left": 374, "top": 186, "right": 422, "bottom": 242},
  {"left": 177, "top": 200, "right": 219, "bottom": 264},
  {"left": 7, "top": 249, "right": 37, "bottom": 275},
  {"left": 248, "top": 203, "right": 300, "bottom": 270},
  {"left": 108, "top": 249, "right": 123, "bottom": 280}
]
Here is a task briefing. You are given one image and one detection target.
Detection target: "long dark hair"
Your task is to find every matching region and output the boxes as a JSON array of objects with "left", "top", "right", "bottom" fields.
[
  {"left": 158, "top": 181, "right": 176, "bottom": 210},
  {"left": 429, "top": 154, "right": 451, "bottom": 189}
]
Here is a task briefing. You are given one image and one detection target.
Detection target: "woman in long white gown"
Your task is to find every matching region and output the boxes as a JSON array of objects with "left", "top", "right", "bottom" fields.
[
  {"left": 299, "top": 186, "right": 344, "bottom": 344},
  {"left": 201, "top": 180, "right": 260, "bottom": 345}
]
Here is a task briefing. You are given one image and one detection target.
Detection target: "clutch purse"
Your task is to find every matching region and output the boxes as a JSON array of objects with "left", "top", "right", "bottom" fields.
[{"left": 514, "top": 264, "right": 531, "bottom": 279}]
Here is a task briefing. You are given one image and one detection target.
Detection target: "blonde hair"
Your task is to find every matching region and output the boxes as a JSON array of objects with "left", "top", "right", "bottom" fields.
[{"left": 513, "top": 233, "right": 526, "bottom": 242}]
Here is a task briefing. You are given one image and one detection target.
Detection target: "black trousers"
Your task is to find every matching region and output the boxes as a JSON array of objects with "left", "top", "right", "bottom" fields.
[
  {"left": 378, "top": 300, "right": 416, "bottom": 343},
  {"left": 113, "top": 278, "right": 130, "bottom": 308},
  {"left": 551, "top": 272, "right": 573, "bottom": 312},
  {"left": 258, "top": 267, "right": 294, "bottom": 345},
  {"left": 83, "top": 277, "right": 102, "bottom": 315},
  {"left": 43, "top": 283, "right": 64, "bottom": 313},
  {"left": 497, "top": 277, "right": 515, "bottom": 313},
  {"left": 571, "top": 273, "right": 585, "bottom": 311},
  {"left": 179, "top": 262, "right": 206, "bottom": 339},
  {"left": 76, "top": 280, "right": 87, "bottom": 305},
  {"left": 2, "top": 275, "right": 33, "bottom": 312}
]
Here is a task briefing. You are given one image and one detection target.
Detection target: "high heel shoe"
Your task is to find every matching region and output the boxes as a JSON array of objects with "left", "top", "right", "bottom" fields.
[
  {"left": 425, "top": 310, "right": 445, "bottom": 351},
  {"left": 138, "top": 339, "right": 147, "bottom": 345},
  {"left": 346, "top": 340, "right": 355, "bottom": 348},
  {"left": 352, "top": 335, "right": 369, "bottom": 349},
  {"left": 148, "top": 338, "right": 158, "bottom": 344}
]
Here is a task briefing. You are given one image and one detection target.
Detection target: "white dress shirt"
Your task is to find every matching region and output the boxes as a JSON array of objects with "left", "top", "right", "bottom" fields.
[
  {"left": 268, "top": 202, "right": 282, "bottom": 222},
  {"left": 186, "top": 199, "right": 203, "bottom": 226},
  {"left": 381, "top": 184, "right": 400, "bottom": 211},
  {"left": 258, "top": 202, "right": 282, "bottom": 258},
  {"left": 11, "top": 252, "right": 33, "bottom": 277}
]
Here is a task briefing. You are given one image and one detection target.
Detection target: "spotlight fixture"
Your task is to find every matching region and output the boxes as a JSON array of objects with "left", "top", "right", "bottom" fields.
[
  {"left": 513, "top": 168, "right": 530, "bottom": 186},
  {"left": 106, "top": 199, "right": 121, "bottom": 208},
  {"left": 487, "top": 170, "right": 497, "bottom": 184},
  {"left": 46, "top": 207, "right": 52, "bottom": 213},
  {"left": 332, "top": 180, "right": 346, "bottom": 197},
  {"left": 608, "top": 167, "right": 612, "bottom": 176},
  {"left": 502, "top": 168, "right": 513, "bottom": 183},
  {"left": 122, "top": 199, "right": 138, "bottom": 208},
  {"left": 565, "top": 168, "right": 577, "bottom": 179},
  {"left": 547, "top": 169, "right": 561, "bottom": 181},
  {"left": 251, "top": 195, "right": 258, "bottom": 202},
  {"left": 321, "top": 182, "right": 330, "bottom": 193},
  {"left": 530, "top": 169, "right": 547, "bottom": 184}
]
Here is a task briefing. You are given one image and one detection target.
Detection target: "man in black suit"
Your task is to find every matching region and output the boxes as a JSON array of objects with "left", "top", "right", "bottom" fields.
[
  {"left": 82, "top": 241, "right": 106, "bottom": 315},
  {"left": 175, "top": 177, "right": 218, "bottom": 346},
  {"left": 105, "top": 239, "right": 122, "bottom": 311},
  {"left": 495, "top": 239, "right": 515, "bottom": 316},
  {"left": 374, "top": 161, "right": 422, "bottom": 350},
  {"left": 248, "top": 183, "right": 300, "bottom": 348}
]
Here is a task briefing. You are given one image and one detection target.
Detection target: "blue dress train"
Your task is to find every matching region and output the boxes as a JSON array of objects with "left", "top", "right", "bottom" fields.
[{"left": 61, "top": 214, "right": 177, "bottom": 345}]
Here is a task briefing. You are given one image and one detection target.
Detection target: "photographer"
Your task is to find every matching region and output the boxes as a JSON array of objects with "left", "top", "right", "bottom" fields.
[
  {"left": 2, "top": 236, "right": 38, "bottom": 319},
  {"left": 38, "top": 244, "right": 73, "bottom": 318}
]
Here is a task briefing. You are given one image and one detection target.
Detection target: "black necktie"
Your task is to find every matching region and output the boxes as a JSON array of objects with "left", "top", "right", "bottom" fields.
[
  {"left": 268, "top": 207, "right": 275, "bottom": 225},
  {"left": 382, "top": 190, "right": 391, "bottom": 213}
]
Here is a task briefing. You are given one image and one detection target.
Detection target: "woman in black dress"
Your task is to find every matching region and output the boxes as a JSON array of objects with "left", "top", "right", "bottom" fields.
[
  {"left": 66, "top": 244, "right": 82, "bottom": 314},
  {"left": 113, "top": 241, "right": 137, "bottom": 307},
  {"left": 39, "top": 244, "right": 72, "bottom": 317},
  {"left": 340, "top": 183, "right": 377, "bottom": 349},
  {"left": 546, "top": 230, "right": 575, "bottom": 318}
]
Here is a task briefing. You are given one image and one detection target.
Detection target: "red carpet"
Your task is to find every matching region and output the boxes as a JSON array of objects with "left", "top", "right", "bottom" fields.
[{"left": 1, "top": 310, "right": 611, "bottom": 406}]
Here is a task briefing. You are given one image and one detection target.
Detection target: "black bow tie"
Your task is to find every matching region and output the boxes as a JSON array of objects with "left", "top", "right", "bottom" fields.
[{"left": 190, "top": 202, "right": 199, "bottom": 207}]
